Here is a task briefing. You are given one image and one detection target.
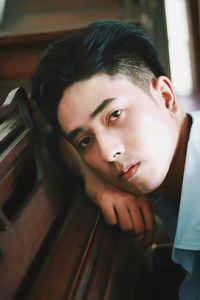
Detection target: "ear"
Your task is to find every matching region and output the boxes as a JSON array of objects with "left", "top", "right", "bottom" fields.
[{"left": 150, "top": 76, "right": 179, "bottom": 114}]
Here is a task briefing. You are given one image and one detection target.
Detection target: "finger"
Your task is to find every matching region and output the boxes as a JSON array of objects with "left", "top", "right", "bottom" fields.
[
  {"left": 134, "top": 232, "right": 145, "bottom": 247},
  {"left": 128, "top": 203, "right": 145, "bottom": 235},
  {"left": 114, "top": 202, "right": 134, "bottom": 231},
  {"left": 138, "top": 198, "right": 156, "bottom": 247},
  {"left": 100, "top": 202, "right": 118, "bottom": 225},
  {"left": 139, "top": 198, "right": 156, "bottom": 232}
]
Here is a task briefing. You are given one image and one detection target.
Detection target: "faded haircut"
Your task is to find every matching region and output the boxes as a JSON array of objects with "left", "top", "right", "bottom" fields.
[{"left": 31, "top": 20, "right": 165, "bottom": 128}]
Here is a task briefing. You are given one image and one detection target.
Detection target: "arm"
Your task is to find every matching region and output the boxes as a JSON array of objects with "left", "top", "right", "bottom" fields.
[{"left": 58, "top": 136, "right": 156, "bottom": 245}]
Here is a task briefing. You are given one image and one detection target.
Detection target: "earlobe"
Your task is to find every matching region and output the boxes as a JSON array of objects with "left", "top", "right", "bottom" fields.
[{"left": 150, "top": 76, "right": 178, "bottom": 114}]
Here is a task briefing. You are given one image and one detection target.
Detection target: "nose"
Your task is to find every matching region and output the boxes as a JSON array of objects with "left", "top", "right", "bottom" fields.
[{"left": 97, "top": 135, "right": 124, "bottom": 162}]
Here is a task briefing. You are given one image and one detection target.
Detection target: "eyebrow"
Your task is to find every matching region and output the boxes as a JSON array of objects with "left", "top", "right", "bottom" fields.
[
  {"left": 65, "top": 127, "right": 84, "bottom": 142},
  {"left": 90, "top": 98, "right": 115, "bottom": 119},
  {"left": 65, "top": 98, "right": 116, "bottom": 142}
]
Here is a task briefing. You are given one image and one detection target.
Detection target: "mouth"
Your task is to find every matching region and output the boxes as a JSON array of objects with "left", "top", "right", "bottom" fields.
[{"left": 118, "top": 162, "right": 140, "bottom": 181}]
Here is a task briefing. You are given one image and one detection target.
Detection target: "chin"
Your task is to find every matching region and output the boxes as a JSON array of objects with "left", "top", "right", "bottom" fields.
[{"left": 127, "top": 176, "right": 163, "bottom": 195}]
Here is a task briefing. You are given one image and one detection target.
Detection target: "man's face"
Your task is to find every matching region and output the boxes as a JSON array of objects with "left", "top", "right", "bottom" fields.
[{"left": 58, "top": 74, "right": 179, "bottom": 195}]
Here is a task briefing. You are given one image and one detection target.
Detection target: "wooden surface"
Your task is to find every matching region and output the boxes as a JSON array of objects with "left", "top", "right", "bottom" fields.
[
  {"left": 1, "top": 0, "right": 140, "bottom": 36},
  {"left": 0, "top": 88, "right": 69, "bottom": 299}
]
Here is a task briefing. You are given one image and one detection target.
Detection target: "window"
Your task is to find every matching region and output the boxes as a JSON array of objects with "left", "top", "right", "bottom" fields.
[
  {"left": 0, "top": 0, "right": 6, "bottom": 24},
  {"left": 165, "top": 0, "right": 193, "bottom": 96}
]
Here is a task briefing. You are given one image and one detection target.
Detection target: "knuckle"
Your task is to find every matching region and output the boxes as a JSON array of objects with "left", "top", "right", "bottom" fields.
[
  {"left": 103, "top": 213, "right": 117, "bottom": 225},
  {"left": 108, "top": 218, "right": 117, "bottom": 225},
  {"left": 121, "top": 223, "right": 134, "bottom": 231},
  {"left": 134, "top": 226, "right": 145, "bottom": 235}
]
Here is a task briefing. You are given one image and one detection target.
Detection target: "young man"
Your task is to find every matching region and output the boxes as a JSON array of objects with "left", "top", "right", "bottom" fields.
[{"left": 31, "top": 20, "right": 200, "bottom": 299}]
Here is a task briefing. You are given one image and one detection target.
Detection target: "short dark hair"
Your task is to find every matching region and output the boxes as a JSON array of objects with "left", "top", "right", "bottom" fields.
[{"left": 31, "top": 19, "right": 165, "bottom": 128}]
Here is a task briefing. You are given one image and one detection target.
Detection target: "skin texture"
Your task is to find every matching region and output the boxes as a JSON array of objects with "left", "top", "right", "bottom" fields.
[
  {"left": 58, "top": 136, "right": 155, "bottom": 238},
  {"left": 57, "top": 74, "right": 191, "bottom": 246}
]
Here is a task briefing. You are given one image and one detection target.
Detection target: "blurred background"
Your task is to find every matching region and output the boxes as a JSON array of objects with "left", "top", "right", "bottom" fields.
[{"left": 0, "top": 0, "right": 199, "bottom": 111}]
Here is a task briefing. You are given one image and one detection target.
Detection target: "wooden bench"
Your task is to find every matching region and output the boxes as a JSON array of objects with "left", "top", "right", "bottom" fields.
[{"left": 0, "top": 87, "right": 151, "bottom": 300}]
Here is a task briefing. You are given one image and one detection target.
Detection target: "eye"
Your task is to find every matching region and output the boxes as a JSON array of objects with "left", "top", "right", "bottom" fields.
[
  {"left": 78, "top": 136, "right": 93, "bottom": 149},
  {"left": 108, "top": 109, "right": 122, "bottom": 123}
]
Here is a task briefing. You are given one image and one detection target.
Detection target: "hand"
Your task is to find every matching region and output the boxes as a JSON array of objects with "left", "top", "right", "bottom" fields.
[
  {"left": 83, "top": 167, "right": 156, "bottom": 247},
  {"left": 57, "top": 137, "right": 156, "bottom": 247}
]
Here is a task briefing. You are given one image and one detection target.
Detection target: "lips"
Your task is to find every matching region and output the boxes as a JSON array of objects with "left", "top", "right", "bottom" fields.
[{"left": 119, "top": 163, "right": 140, "bottom": 181}]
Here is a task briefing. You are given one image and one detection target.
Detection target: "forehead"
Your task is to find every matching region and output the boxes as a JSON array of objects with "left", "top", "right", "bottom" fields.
[{"left": 57, "top": 74, "right": 149, "bottom": 133}]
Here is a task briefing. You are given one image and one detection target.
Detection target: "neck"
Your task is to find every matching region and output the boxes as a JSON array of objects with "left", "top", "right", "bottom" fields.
[{"left": 152, "top": 113, "right": 192, "bottom": 206}]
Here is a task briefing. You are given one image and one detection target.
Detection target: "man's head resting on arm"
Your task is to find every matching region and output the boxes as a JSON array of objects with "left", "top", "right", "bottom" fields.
[{"left": 31, "top": 19, "right": 188, "bottom": 198}]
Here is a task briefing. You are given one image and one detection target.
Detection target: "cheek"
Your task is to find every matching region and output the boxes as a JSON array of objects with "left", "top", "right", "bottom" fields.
[
  {"left": 140, "top": 118, "right": 177, "bottom": 176},
  {"left": 125, "top": 113, "right": 175, "bottom": 161},
  {"left": 120, "top": 115, "right": 148, "bottom": 151},
  {"left": 82, "top": 148, "right": 108, "bottom": 175}
]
